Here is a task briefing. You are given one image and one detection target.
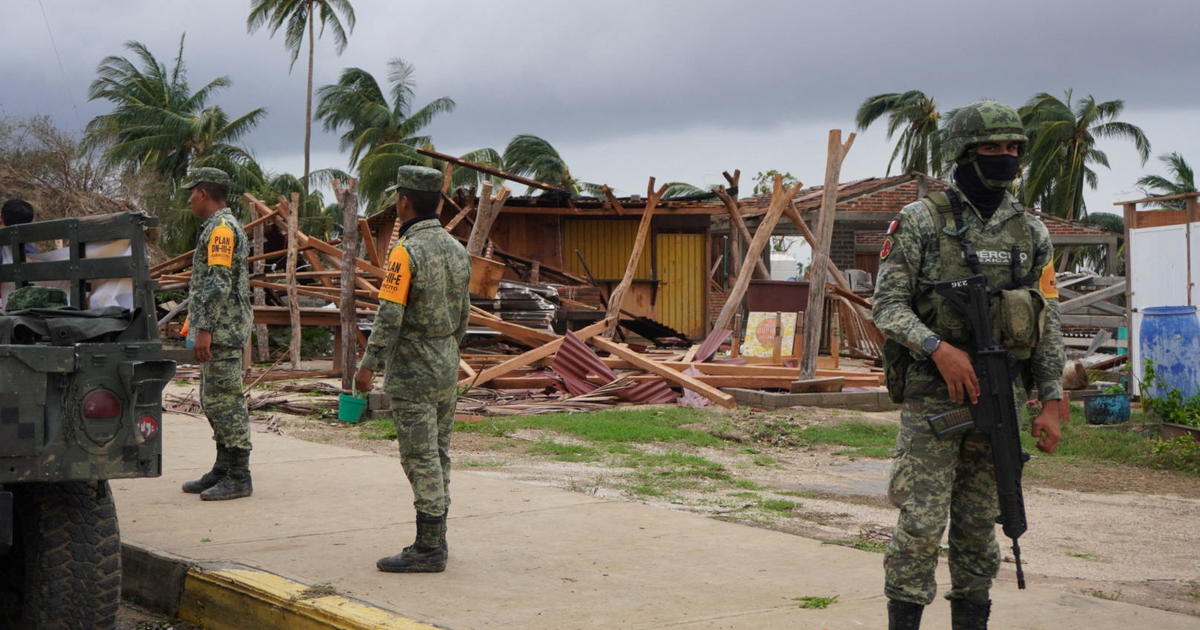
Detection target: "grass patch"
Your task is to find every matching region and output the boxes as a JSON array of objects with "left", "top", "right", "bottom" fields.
[
  {"left": 801, "top": 423, "right": 897, "bottom": 454},
  {"left": 458, "top": 458, "right": 506, "bottom": 468},
  {"left": 732, "top": 478, "right": 762, "bottom": 490},
  {"left": 1024, "top": 406, "right": 1200, "bottom": 476},
  {"left": 752, "top": 455, "right": 780, "bottom": 467},
  {"left": 1085, "top": 589, "right": 1121, "bottom": 601},
  {"left": 455, "top": 408, "right": 722, "bottom": 446},
  {"left": 759, "top": 499, "right": 798, "bottom": 513},
  {"left": 1065, "top": 551, "right": 1102, "bottom": 561},
  {"left": 794, "top": 595, "right": 839, "bottom": 609},
  {"left": 359, "top": 417, "right": 396, "bottom": 441},
  {"left": 528, "top": 440, "right": 602, "bottom": 462},
  {"left": 728, "top": 491, "right": 760, "bottom": 500},
  {"left": 293, "top": 583, "right": 337, "bottom": 600}
]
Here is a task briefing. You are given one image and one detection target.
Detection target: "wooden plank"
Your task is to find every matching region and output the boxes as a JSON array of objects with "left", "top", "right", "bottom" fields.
[
  {"left": 800, "top": 129, "right": 856, "bottom": 381},
  {"left": 589, "top": 335, "right": 735, "bottom": 408},
  {"left": 1058, "top": 281, "right": 1126, "bottom": 313},
  {"left": 712, "top": 175, "right": 804, "bottom": 332},
  {"left": 1061, "top": 314, "right": 1125, "bottom": 328},
  {"left": 468, "top": 312, "right": 558, "bottom": 346},
  {"left": 603, "top": 180, "right": 667, "bottom": 335},
  {"left": 714, "top": 187, "right": 769, "bottom": 279},
  {"left": 417, "top": 147, "right": 571, "bottom": 195},
  {"left": 252, "top": 220, "right": 269, "bottom": 363},
  {"left": 460, "top": 317, "right": 614, "bottom": 387},
  {"left": 333, "top": 178, "right": 360, "bottom": 389},
  {"left": 286, "top": 193, "right": 302, "bottom": 369},
  {"left": 358, "top": 218, "right": 380, "bottom": 267},
  {"left": 789, "top": 376, "right": 844, "bottom": 393}
]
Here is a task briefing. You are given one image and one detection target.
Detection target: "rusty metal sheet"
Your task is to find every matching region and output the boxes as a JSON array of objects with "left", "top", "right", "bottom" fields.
[{"left": 551, "top": 332, "right": 677, "bottom": 404}]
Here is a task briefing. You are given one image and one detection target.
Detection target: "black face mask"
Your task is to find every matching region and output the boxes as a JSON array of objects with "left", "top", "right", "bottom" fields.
[{"left": 955, "top": 153, "right": 1020, "bottom": 217}]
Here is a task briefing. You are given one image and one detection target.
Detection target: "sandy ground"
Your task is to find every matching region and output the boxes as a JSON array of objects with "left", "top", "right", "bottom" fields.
[{"left": 168, "top": 380, "right": 1200, "bottom": 617}]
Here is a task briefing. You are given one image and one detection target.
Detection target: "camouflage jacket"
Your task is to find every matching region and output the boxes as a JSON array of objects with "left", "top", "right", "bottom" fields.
[
  {"left": 188, "top": 208, "right": 252, "bottom": 348},
  {"left": 359, "top": 218, "right": 471, "bottom": 402},
  {"left": 871, "top": 189, "right": 1065, "bottom": 402}
]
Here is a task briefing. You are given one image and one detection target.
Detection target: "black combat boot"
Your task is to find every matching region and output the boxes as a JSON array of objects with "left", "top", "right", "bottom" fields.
[
  {"left": 402, "top": 508, "right": 448, "bottom": 554},
  {"left": 200, "top": 448, "right": 253, "bottom": 501},
  {"left": 888, "top": 599, "right": 924, "bottom": 630},
  {"left": 182, "top": 444, "right": 231, "bottom": 494},
  {"left": 377, "top": 512, "right": 447, "bottom": 573},
  {"left": 950, "top": 598, "right": 990, "bottom": 630}
]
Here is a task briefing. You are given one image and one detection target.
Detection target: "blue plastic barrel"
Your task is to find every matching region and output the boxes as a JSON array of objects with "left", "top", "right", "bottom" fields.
[{"left": 1140, "top": 306, "right": 1200, "bottom": 399}]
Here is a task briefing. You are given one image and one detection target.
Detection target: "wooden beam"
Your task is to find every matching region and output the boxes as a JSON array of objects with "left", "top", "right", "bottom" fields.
[
  {"left": 1058, "top": 281, "right": 1126, "bottom": 313},
  {"left": 286, "top": 193, "right": 302, "bottom": 369},
  {"left": 461, "top": 317, "right": 614, "bottom": 387},
  {"left": 468, "top": 312, "right": 558, "bottom": 346},
  {"left": 466, "top": 181, "right": 510, "bottom": 257},
  {"left": 603, "top": 179, "right": 667, "bottom": 335},
  {"left": 358, "top": 218, "right": 380, "bottom": 267},
  {"left": 712, "top": 174, "right": 804, "bottom": 332},
  {"left": 334, "top": 178, "right": 360, "bottom": 389},
  {"left": 589, "top": 335, "right": 736, "bottom": 408},
  {"left": 714, "top": 187, "right": 769, "bottom": 279},
  {"left": 417, "top": 147, "right": 571, "bottom": 195},
  {"left": 799, "top": 129, "right": 856, "bottom": 381}
]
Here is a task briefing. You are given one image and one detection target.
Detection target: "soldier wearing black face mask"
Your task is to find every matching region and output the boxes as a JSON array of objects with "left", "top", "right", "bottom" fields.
[{"left": 872, "top": 101, "right": 1067, "bottom": 630}]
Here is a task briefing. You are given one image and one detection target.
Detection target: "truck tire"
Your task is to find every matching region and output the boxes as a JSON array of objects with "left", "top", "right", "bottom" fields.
[{"left": 0, "top": 482, "right": 121, "bottom": 630}]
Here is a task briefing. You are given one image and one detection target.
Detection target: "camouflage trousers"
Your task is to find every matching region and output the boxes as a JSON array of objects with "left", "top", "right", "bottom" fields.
[
  {"left": 391, "top": 396, "right": 455, "bottom": 516},
  {"left": 884, "top": 407, "right": 1000, "bottom": 605},
  {"left": 200, "top": 345, "right": 252, "bottom": 451}
]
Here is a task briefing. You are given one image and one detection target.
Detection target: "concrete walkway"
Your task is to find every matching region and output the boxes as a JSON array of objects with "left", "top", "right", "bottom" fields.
[{"left": 114, "top": 411, "right": 1195, "bottom": 629}]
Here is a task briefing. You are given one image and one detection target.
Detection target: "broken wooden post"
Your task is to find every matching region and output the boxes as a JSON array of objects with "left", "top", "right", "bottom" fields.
[
  {"left": 797, "top": 129, "right": 856, "bottom": 383},
  {"left": 712, "top": 173, "right": 804, "bottom": 332},
  {"left": 602, "top": 179, "right": 668, "bottom": 336},
  {"left": 252, "top": 220, "right": 269, "bottom": 363},
  {"left": 286, "top": 192, "right": 302, "bottom": 370},
  {"left": 466, "top": 181, "right": 510, "bottom": 257},
  {"left": 334, "top": 178, "right": 360, "bottom": 390}
]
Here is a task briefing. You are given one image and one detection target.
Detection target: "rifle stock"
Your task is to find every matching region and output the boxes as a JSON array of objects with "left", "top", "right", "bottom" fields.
[{"left": 934, "top": 273, "right": 1029, "bottom": 589}]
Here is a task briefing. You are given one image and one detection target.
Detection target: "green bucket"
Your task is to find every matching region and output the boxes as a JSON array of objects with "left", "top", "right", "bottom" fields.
[{"left": 337, "top": 391, "right": 368, "bottom": 423}]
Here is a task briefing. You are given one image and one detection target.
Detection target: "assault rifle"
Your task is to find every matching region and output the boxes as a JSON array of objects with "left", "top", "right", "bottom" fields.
[{"left": 927, "top": 273, "right": 1030, "bottom": 589}]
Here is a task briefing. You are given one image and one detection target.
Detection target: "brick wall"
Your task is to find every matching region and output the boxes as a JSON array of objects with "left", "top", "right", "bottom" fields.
[{"left": 708, "top": 290, "right": 729, "bottom": 328}]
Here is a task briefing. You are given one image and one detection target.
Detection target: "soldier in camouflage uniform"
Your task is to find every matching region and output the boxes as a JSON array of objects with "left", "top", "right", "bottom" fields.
[
  {"left": 355, "top": 165, "right": 471, "bottom": 573},
  {"left": 871, "top": 102, "right": 1066, "bottom": 629},
  {"left": 179, "top": 167, "right": 255, "bottom": 501}
]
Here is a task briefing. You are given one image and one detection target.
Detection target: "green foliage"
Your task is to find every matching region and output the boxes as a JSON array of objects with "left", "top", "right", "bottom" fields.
[
  {"left": 1019, "top": 90, "right": 1150, "bottom": 220},
  {"left": 360, "top": 417, "right": 396, "bottom": 440},
  {"left": 1149, "top": 437, "right": 1200, "bottom": 475},
  {"left": 1135, "top": 152, "right": 1196, "bottom": 209},
  {"left": 793, "top": 595, "right": 839, "bottom": 609},
  {"left": 752, "top": 169, "right": 800, "bottom": 195},
  {"left": 315, "top": 58, "right": 454, "bottom": 207},
  {"left": 1021, "top": 404, "right": 1200, "bottom": 475},
  {"left": 855, "top": 90, "right": 943, "bottom": 176},
  {"left": 528, "top": 440, "right": 602, "bottom": 462},
  {"left": 454, "top": 408, "right": 723, "bottom": 446},
  {"left": 1101, "top": 383, "right": 1126, "bottom": 395},
  {"left": 1142, "top": 361, "right": 1200, "bottom": 427},
  {"left": 247, "top": 0, "right": 357, "bottom": 69}
]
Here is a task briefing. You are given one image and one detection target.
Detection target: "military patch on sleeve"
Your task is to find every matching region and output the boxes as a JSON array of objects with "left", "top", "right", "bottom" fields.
[
  {"left": 206, "top": 222, "right": 234, "bottom": 267},
  {"left": 880, "top": 236, "right": 894, "bottom": 260},
  {"left": 378, "top": 245, "right": 412, "bottom": 305},
  {"left": 1038, "top": 261, "right": 1058, "bottom": 298},
  {"left": 886, "top": 217, "right": 900, "bottom": 235}
]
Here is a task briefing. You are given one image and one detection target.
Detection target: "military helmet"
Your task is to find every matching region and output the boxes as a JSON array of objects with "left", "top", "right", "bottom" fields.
[
  {"left": 181, "top": 167, "right": 232, "bottom": 190},
  {"left": 385, "top": 165, "right": 443, "bottom": 194},
  {"left": 942, "top": 101, "right": 1028, "bottom": 164}
]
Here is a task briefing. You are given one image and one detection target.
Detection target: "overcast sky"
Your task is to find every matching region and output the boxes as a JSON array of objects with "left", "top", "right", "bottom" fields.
[{"left": 3, "top": 0, "right": 1198, "bottom": 214}]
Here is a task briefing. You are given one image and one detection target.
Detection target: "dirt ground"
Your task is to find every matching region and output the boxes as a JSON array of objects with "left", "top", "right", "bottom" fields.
[{"left": 203, "top": 381, "right": 1200, "bottom": 618}]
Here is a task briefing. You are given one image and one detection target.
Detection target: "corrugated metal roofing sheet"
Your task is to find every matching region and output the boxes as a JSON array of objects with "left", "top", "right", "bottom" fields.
[{"left": 551, "top": 332, "right": 677, "bottom": 404}]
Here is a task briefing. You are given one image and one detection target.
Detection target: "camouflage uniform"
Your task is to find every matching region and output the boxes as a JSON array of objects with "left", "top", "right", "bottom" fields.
[
  {"left": 360, "top": 208, "right": 471, "bottom": 517},
  {"left": 872, "top": 107, "right": 1065, "bottom": 608},
  {"left": 189, "top": 206, "right": 253, "bottom": 452}
]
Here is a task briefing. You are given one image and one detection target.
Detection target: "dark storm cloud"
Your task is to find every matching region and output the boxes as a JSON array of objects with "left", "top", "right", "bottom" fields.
[{"left": 3, "top": 0, "right": 1197, "bottom": 169}]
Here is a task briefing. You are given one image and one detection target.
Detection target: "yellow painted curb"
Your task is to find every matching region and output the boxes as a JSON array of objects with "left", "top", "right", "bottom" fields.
[{"left": 178, "top": 566, "right": 440, "bottom": 630}]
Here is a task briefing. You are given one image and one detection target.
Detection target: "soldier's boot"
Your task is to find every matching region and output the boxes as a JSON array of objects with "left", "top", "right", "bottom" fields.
[
  {"left": 402, "top": 508, "right": 448, "bottom": 554},
  {"left": 950, "top": 598, "right": 990, "bottom": 630},
  {"left": 376, "top": 512, "right": 447, "bottom": 573},
  {"left": 200, "top": 448, "right": 253, "bottom": 501},
  {"left": 887, "top": 599, "right": 924, "bottom": 630},
  {"left": 182, "top": 444, "right": 232, "bottom": 494}
]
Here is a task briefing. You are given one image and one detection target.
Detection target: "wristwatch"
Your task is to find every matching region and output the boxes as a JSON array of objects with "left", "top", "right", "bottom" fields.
[{"left": 921, "top": 334, "right": 942, "bottom": 356}]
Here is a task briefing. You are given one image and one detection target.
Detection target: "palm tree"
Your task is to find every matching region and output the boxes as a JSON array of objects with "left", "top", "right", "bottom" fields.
[
  {"left": 1135, "top": 152, "right": 1196, "bottom": 209},
  {"left": 84, "top": 36, "right": 266, "bottom": 190},
  {"left": 1019, "top": 90, "right": 1150, "bottom": 220},
  {"left": 247, "top": 0, "right": 356, "bottom": 193},
  {"left": 1072, "top": 212, "right": 1125, "bottom": 274},
  {"left": 315, "top": 58, "right": 454, "bottom": 206},
  {"left": 855, "top": 91, "right": 943, "bottom": 177}
]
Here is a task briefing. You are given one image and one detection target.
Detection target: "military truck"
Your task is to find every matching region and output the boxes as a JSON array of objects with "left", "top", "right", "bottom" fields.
[{"left": 0, "top": 212, "right": 175, "bottom": 629}]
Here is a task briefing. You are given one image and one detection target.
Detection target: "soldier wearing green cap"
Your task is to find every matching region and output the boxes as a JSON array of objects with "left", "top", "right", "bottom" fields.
[
  {"left": 355, "top": 165, "right": 471, "bottom": 573},
  {"left": 179, "top": 167, "right": 255, "bottom": 501},
  {"left": 872, "top": 101, "right": 1066, "bottom": 629}
]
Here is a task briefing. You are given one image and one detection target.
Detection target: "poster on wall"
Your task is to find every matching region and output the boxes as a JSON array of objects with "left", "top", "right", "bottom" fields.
[{"left": 739, "top": 311, "right": 797, "bottom": 357}]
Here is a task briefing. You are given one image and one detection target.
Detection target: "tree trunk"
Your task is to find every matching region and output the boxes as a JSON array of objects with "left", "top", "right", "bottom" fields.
[
  {"left": 303, "top": 1, "right": 315, "bottom": 197},
  {"left": 335, "top": 180, "right": 359, "bottom": 390}
]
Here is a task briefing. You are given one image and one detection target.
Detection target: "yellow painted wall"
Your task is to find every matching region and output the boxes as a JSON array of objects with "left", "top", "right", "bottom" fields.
[
  {"left": 564, "top": 220, "right": 651, "bottom": 280},
  {"left": 655, "top": 233, "right": 705, "bottom": 337}
]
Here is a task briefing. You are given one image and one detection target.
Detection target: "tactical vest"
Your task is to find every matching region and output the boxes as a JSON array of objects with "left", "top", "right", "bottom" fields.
[{"left": 883, "top": 191, "right": 1046, "bottom": 403}]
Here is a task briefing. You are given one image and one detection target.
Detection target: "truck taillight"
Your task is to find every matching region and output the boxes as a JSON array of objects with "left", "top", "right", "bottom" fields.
[
  {"left": 83, "top": 390, "right": 122, "bottom": 419},
  {"left": 137, "top": 416, "right": 159, "bottom": 441}
]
